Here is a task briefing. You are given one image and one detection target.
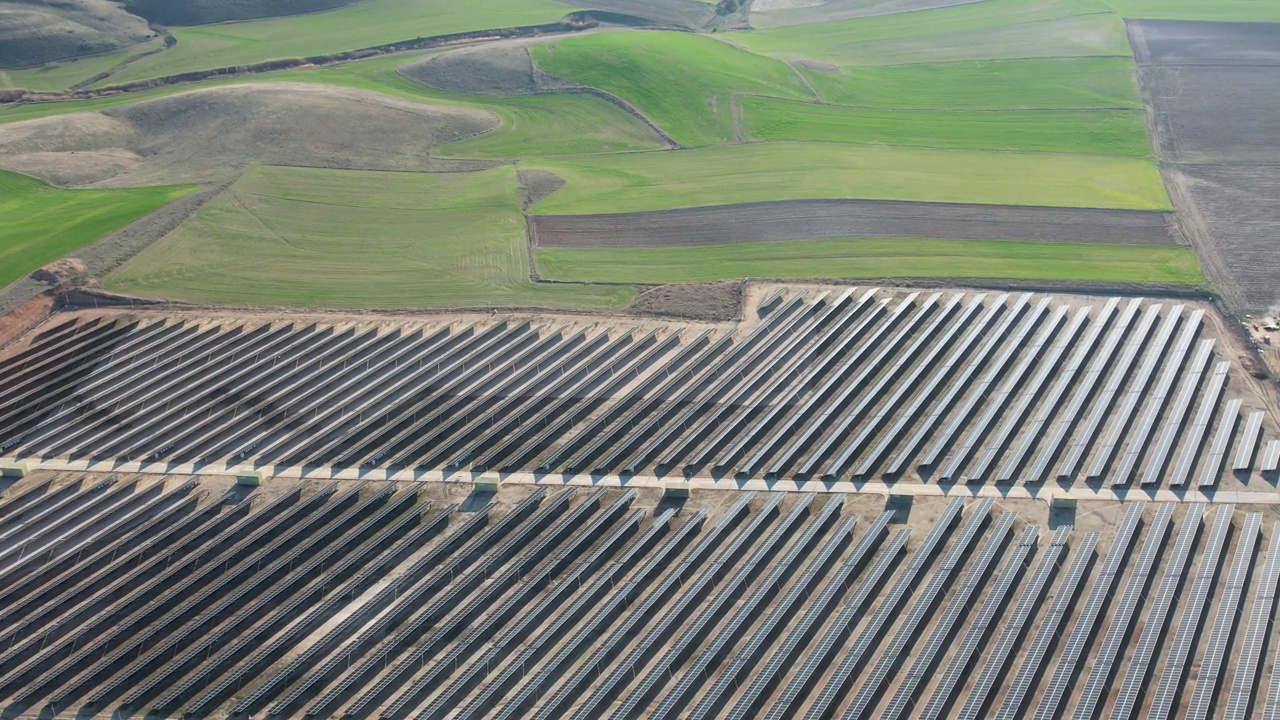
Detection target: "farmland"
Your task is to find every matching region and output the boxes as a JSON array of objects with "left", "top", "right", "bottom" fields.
[
  {"left": 524, "top": 143, "right": 1171, "bottom": 215},
  {"left": 0, "top": 170, "right": 190, "bottom": 290},
  {"left": 739, "top": 99, "right": 1151, "bottom": 156},
  {"left": 536, "top": 238, "right": 1203, "bottom": 285},
  {"left": 106, "top": 165, "right": 630, "bottom": 310}
]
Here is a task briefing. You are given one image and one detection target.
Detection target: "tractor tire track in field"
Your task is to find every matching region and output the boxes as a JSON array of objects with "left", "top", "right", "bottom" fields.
[{"left": 532, "top": 198, "right": 1181, "bottom": 248}]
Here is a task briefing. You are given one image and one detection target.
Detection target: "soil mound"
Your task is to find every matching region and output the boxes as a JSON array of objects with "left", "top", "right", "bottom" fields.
[
  {"left": 400, "top": 44, "right": 542, "bottom": 96},
  {"left": 0, "top": 82, "right": 500, "bottom": 186},
  {"left": 121, "top": 0, "right": 360, "bottom": 26},
  {"left": 0, "top": 0, "right": 154, "bottom": 69}
]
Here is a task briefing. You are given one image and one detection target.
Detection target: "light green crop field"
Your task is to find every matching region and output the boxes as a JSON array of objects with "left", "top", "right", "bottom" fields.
[
  {"left": 741, "top": 98, "right": 1152, "bottom": 156},
  {"left": 107, "top": 165, "right": 631, "bottom": 310},
  {"left": 737, "top": 0, "right": 1131, "bottom": 64},
  {"left": 2, "top": 39, "right": 167, "bottom": 92},
  {"left": 526, "top": 142, "right": 1172, "bottom": 214},
  {"left": 536, "top": 238, "right": 1205, "bottom": 285},
  {"left": 0, "top": 170, "right": 191, "bottom": 291},
  {"left": 531, "top": 32, "right": 813, "bottom": 146},
  {"left": 102, "top": 0, "right": 569, "bottom": 86},
  {"left": 798, "top": 57, "right": 1141, "bottom": 110}
]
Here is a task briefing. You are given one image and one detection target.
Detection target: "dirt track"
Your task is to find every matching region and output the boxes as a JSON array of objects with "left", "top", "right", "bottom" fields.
[
  {"left": 532, "top": 198, "right": 1181, "bottom": 247},
  {"left": 1129, "top": 19, "right": 1280, "bottom": 313}
]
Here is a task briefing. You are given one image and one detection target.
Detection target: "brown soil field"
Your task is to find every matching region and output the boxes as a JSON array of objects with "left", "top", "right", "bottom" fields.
[
  {"left": 0, "top": 82, "right": 499, "bottom": 187},
  {"left": 628, "top": 279, "right": 745, "bottom": 320},
  {"left": 551, "top": 0, "right": 717, "bottom": 28},
  {"left": 121, "top": 0, "right": 361, "bottom": 26},
  {"left": 0, "top": 0, "right": 154, "bottom": 69},
  {"left": 399, "top": 43, "right": 544, "bottom": 96},
  {"left": 532, "top": 198, "right": 1181, "bottom": 248},
  {"left": 1130, "top": 20, "right": 1280, "bottom": 314}
]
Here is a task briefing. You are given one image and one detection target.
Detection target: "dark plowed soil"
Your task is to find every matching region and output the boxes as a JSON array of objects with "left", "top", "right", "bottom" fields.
[
  {"left": 1130, "top": 20, "right": 1280, "bottom": 313},
  {"left": 532, "top": 199, "right": 1180, "bottom": 247},
  {"left": 121, "top": 0, "right": 360, "bottom": 26},
  {"left": 1128, "top": 19, "right": 1280, "bottom": 65},
  {"left": 628, "top": 280, "right": 744, "bottom": 320},
  {"left": 400, "top": 44, "right": 541, "bottom": 96}
]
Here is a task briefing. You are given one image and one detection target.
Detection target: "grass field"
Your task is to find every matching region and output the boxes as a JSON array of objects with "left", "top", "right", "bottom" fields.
[
  {"left": 525, "top": 142, "right": 1171, "bottom": 214},
  {"left": 0, "top": 170, "right": 191, "bottom": 290},
  {"left": 738, "top": 0, "right": 1131, "bottom": 63},
  {"left": 101, "top": 0, "right": 569, "bottom": 86},
  {"left": 741, "top": 98, "right": 1152, "bottom": 155},
  {"left": 798, "top": 57, "right": 1141, "bottom": 110},
  {"left": 1, "top": 39, "right": 168, "bottom": 92},
  {"left": 531, "top": 32, "right": 813, "bottom": 146},
  {"left": 107, "top": 165, "right": 631, "bottom": 310},
  {"left": 536, "top": 237, "right": 1205, "bottom": 285}
]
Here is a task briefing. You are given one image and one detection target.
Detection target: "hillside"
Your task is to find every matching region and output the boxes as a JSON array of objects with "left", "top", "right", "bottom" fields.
[
  {"left": 120, "top": 0, "right": 362, "bottom": 26},
  {"left": 0, "top": 0, "right": 154, "bottom": 69}
]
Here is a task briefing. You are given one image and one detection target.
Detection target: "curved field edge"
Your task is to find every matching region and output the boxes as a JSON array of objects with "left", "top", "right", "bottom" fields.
[
  {"left": 0, "top": 169, "right": 193, "bottom": 291},
  {"left": 535, "top": 237, "right": 1206, "bottom": 286},
  {"left": 105, "top": 164, "right": 631, "bottom": 311},
  {"left": 524, "top": 142, "right": 1173, "bottom": 214}
]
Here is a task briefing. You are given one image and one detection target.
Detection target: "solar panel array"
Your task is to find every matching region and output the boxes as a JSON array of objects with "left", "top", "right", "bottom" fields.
[
  {"left": 1, "top": 477, "right": 1280, "bottom": 719},
  {"left": 1, "top": 290, "right": 1273, "bottom": 489}
]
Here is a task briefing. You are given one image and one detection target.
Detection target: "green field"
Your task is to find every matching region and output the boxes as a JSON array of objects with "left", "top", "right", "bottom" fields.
[
  {"left": 738, "top": 0, "right": 1131, "bottom": 63},
  {"left": 797, "top": 57, "right": 1141, "bottom": 110},
  {"left": 537, "top": 238, "right": 1205, "bottom": 285},
  {"left": 741, "top": 98, "right": 1152, "bottom": 155},
  {"left": 531, "top": 32, "right": 813, "bottom": 146},
  {"left": 102, "top": 0, "right": 569, "bottom": 86},
  {"left": 107, "top": 165, "right": 631, "bottom": 309},
  {"left": 1, "top": 39, "right": 168, "bottom": 92},
  {"left": 1101, "top": 0, "right": 1280, "bottom": 20},
  {"left": 0, "top": 170, "right": 191, "bottom": 291},
  {"left": 526, "top": 142, "right": 1171, "bottom": 214}
]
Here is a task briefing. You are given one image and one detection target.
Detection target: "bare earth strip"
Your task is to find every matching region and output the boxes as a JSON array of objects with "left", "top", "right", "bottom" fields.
[
  {"left": 532, "top": 199, "right": 1180, "bottom": 248},
  {"left": 1130, "top": 19, "right": 1280, "bottom": 312}
]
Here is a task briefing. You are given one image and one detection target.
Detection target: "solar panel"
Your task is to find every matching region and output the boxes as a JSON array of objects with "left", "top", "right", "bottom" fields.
[
  {"left": 724, "top": 512, "right": 895, "bottom": 720},
  {"left": 1223, "top": 522, "right": 1280, "bottom": 720},
  {"left": 1261, "top": 440, "right": 1280, "bottom": 473},
  {"left": 887, "top": 294, "right": 1031, "bottom": 475},
  {"left": 962, "top": 527, "right": 1095, "bottom": 717},
  {"left": 1032, "top": 501, "right": 1149, "bottom": 720},
  {"left": 1107, "top": 503, "right": 1205, "bottom": 720},
  {"left": 855, "top": 294, "right": 1005, "bottom": 478},
  {"left": 1168, "top": 361, "right": 1231, "bottom": 486},
  {"left": 1146, "top": 503, "right": 1235, "bottom": 720},
  {"left": 1068, "top": 502, "right": 1174, "bottom": 720},
  {"left": 1233, "top": 411, "right": 1265, "bottom": 471},
  {"left": 1141, "top": 339, "right": 1216, "bottom": 484},
  {"left": 1185, "top": 512, "right": 1260, "bottom": 720},
  {"left": 1057, "top": 302, "right": 1165, "bottom": 480},
  {"left": 996, "top": 297, "right": 1119, "bottom": 482},
  {"left": 764, "top": 499, "right": 965, "bottom": 720},
  {"left": 1105, "top": 308, "right": 1201, "bottom": 483},
  {"left": 1085, "top": 302, "right": 1182, "bottom": 476},
  {"left": 1199, "top": 398, "right": 1243, "bottom": 487},
  {"left": 798, "top": 498, "right": 974, "bottom": 720},
  {"left": 878, "top": 512, "right": 1020, "bottom": 719},
  {"left": 1026, "top": 298, "right": 1142, "bottom": 483}
]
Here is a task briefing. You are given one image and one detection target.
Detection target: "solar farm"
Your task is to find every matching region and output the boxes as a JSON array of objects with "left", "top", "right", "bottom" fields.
[
  {"left": 1, "top": 285, "right": 1280, "bottom": 718},
  {"left": 0, "top": 287, "right": 1276, "bottom": 491},
  {"left": 1, "top": 474, "right": 1280, "bottom": 719}
]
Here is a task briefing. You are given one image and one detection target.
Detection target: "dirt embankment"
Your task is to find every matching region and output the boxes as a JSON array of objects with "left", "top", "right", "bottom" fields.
[
  {"left": 533, "top": 198, "right": 1182, "bottom": 248},
  {"left": 0, "top": 82, "right": 500, "bottom": 187}
]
